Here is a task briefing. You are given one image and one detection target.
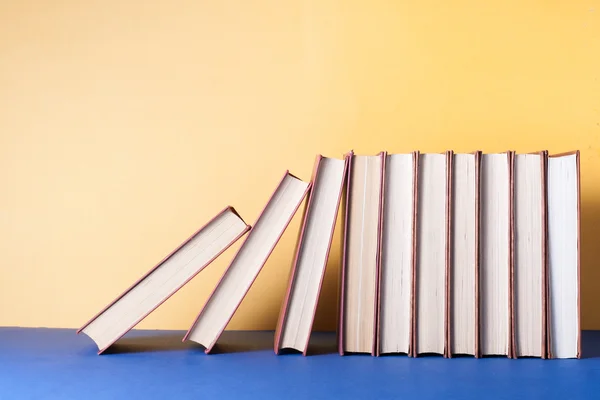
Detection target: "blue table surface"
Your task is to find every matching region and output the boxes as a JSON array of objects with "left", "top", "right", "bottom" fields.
[{"left": 1, "top": 328, "right": 600, "bottom": 400}]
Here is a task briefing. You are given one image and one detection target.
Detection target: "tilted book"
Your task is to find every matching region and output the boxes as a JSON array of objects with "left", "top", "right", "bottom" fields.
[
  {"left": 183, "top": 172, "right": 310, "bottom": 353},
  {"left": 274, "top": 154, "right": 349, "bottom": 355},
  {"left": 77, "top": 206, "right": 250, "bottom": 354}
]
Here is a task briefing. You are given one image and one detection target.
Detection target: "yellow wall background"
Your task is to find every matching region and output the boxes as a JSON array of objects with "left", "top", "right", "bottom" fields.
[{"left": 1, "top": 0, "right": 599, "bottom": 331}]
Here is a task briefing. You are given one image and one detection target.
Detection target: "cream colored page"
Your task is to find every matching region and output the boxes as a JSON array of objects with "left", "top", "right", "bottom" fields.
[
  {"left": 380, "top": 154, "right": 414, "bottom": 354},
  {"left": 187, "top": 175, "right": 309, "bottom": 348},
  {"left": 416, "top": 154, "right": 447, "bottom": 354},
  {"left": 279, "top": 158, "right": 346, "bottom": 350},
  {"left": 514, "top": 154, "right": 544, "bottom": 357},
  {"left": 344, "top": 156, "right": 382, "bottom": 353},
  {"left": 548, "top": 155, "right": 579, "bottom": 358},
  {"left": 451, "top": 154, "right": 476, "bottom": 355},
  {"left": 480, "top": 154, "right": 510, "bottom": 355},
  {"left": 83, "top": 210, "right": 248, "bottom": 351}
]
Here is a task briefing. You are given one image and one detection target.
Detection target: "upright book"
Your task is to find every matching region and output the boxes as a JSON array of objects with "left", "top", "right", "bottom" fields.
[
  {"left": 450, "top": 151, "right": 480, "bottom": 357},
  {"left": 184, "top": 172, "right": 310, "bottom": 353},
  {"left": 547, "top": 151, "right": 581, "bottom": 359},
  {"left": 513, "top": 151, "right": 547, "bottom": 358},
  {"left": 414, "top": 151, "right": 452, "bottom": 357},
  {"left": 78, "top": 206, "right": 250, "bottom": 354},
  {"left": 378, "top": 151, "right": 418, "bottom": 356},
  {"left": 479, "top": 152, "right": 514, "bottom": 358},
  {"left": 274, "top": 155, "right": 349, "bottom": 355},
  {"left": 338, "top": 152, "right": 385, "bottom": 355}
]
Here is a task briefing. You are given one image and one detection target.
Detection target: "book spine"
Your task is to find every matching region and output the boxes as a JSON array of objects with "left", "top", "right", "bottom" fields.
[
  {"left": 445, "top": 150, "right": 453, "bottom": 358},
  {"left": 508, "top": 151, "right": 516, "bottom": 359},
  {"left": 474, "top": 151, "right": 482, "bottom": 358},
  {"left": 576, "top": 150, "right": 581, "bottom": 359},
  {"left": 411, "top": 151, "right": 420, "bottom": 357},
  {"left": 541, "top": 150, "right": 549, "bottom": 359}
]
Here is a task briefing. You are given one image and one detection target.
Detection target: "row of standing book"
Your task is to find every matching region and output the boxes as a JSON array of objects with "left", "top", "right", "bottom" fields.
[{"left": 78, "top": 150, "right": 581, "bottom": 359}]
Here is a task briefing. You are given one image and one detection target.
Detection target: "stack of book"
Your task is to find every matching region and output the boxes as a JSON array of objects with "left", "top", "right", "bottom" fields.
[{"left": 78, "top": 150, "right": 581, "bottom": 359}]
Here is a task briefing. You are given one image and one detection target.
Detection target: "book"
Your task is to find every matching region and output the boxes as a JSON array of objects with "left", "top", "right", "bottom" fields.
[
  {"left": 450, "top": 151, "right": 480, "bottom": 357},
  {"left": 378, "top": 152, "right": 418, "bottom": 356},
  {"left": 77, "top": 206, "right": 250, "bottom": 354},
  {"left": 547, "top": 151, "right": 581, "bottom": 359},
  {"left": 415, "top": 151, "right": 452, "bottom": 357},
  {"left": 183, "top": 172, "right": 310, "bottom": 353},
  {"left": 338, "top": 152, "right": 385, "bottom": 355},
  {"left": 480, "top": 152, "right": 514, "bottom": 357},
  {"left": 274, "top": 155, "right": 349, "bottom": 355},
  {"left": 513, "top": 151, "right": 547, "bottom": 358}
]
